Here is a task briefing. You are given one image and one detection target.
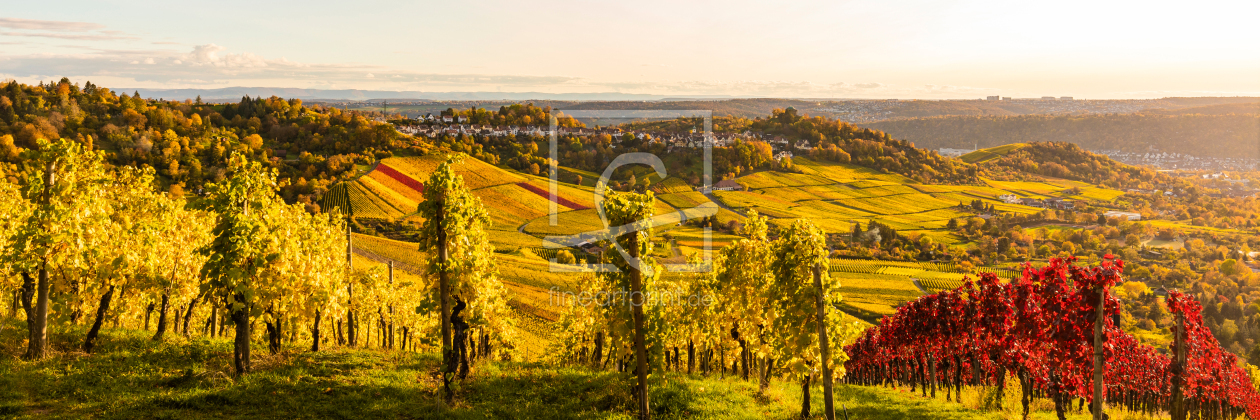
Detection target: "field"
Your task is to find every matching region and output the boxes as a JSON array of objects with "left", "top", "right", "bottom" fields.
[
  {"left": 699, "top": 156, "right": 1135, "bottom": 248},
  {"left": 325, "top": 152, "right": 1131, "bottom": 329},
  {"left": 323, "top": 152, "right": 1141, "bottom": 352},
  {"left": 707, "top": 158, "right": 981, "bottom": 243},
  {"left": 960, "top": 143, "right": 1028, "bottom": 164}
]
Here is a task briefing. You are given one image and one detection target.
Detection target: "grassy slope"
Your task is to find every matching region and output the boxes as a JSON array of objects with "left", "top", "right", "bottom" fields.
[
  {"left": 960, "top": 143, "right": 1027, "bottom": 164},
  {"left": 0, "top": 321, "right": 1164, "bottom": 420}
]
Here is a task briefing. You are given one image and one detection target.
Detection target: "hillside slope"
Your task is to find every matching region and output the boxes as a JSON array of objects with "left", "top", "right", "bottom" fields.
[{"left": 864, "top": 112, "right": 1260, "bottom": 158}]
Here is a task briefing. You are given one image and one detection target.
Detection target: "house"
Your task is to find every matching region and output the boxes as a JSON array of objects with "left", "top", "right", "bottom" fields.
[
  {"left": 713, "top": 179, "right": 743, "bottom": 191},
  {"left": 1020, "top": 198, "right": 1043, "bottom": 207},
  {"left": 998, "top": 194, "right": 1020, "bottom": 204},
  {"left": 1043, "top": 198, "right": 1075, "bottom": 210},
  {"left": 575, "top": 241, "right": 604, "bottom": 256},
  {"left": 1103, "top": 210, "right": 1141, "bottom": 221}
]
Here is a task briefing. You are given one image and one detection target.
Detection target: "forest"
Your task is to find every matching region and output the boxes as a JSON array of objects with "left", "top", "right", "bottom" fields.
[{"left": 0, "top": 78, "right": 419, "bottom": 213}]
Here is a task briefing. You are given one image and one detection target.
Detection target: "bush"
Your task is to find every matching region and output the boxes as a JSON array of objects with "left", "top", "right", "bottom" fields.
[{"left": 556, "top": 249, "right": 576, "bottom": 264}]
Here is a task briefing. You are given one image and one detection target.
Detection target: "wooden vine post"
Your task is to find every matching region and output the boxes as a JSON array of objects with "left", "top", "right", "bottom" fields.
[
  {"left": 1171, "top": 309, "right": 1186, "bottom": 420},
  {"left": 346, "top": 217, "right": 356, "bottom": 347},
  {"left": 600, "top": 189, "right": 657, "bottom": 420},
  {"left": 1092, "top": 283, "right": 1105, "bottom": 420},
  {"left": 813, "top": 263, "right": 836, "bottom": 420},
  {"left": 628, "top": 227, "right": 650, "bottom": 420}
]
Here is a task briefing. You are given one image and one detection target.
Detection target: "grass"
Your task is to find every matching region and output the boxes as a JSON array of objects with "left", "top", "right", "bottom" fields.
[
  {"left": 653, "top": 177, "right": 694, "bottom": 194},
  {"left": 346, "top": 182, "right": 402, "bottom": 219},
  {"left": 658, "top": 192, "right": 709, "bottom": 209},
  {"left": 961, "top": 143, "right": 1027, "bottom": 164},
  {"left": 0, "top": 319, "right": 1168, "bottom": 419}
]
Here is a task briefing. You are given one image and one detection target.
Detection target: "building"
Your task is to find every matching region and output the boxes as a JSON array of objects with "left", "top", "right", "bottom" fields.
[
  {"left": 712, "top": 179, "right": 743, "bottom": 191},
  {"left": 1001, "top": 97, "right": 1011, "bottom": 100},
  {"left": 1041, "top": 96, "right": 1056, "bottom": 100},
  {"left": 938, "top": 148, "right": 973, "bottom": 158},
  {"left": 1043, "top": 198, "right": 1075, "bottom": 210},
  {"left": 1103, "top": 211, "right": 1141, "bottom": 221},
  {"left": 1060, "top": 96, "right": 1073, "bottom": 101},
  {"left": 986, "top": 96, "right": 1000, "bottom": 101},
  {"left": 998, "top": 194, "right": 1020, "bottom": 204}
]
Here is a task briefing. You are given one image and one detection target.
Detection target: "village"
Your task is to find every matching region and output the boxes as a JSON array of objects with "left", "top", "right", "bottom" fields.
[{"left": 392, "top": 113, "right": 811, "bottom": 161}]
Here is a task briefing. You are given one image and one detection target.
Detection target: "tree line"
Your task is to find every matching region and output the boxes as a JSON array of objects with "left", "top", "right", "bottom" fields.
[
  {"left": 0, "top": 78, "right": 421, "bottom": 215},
  {"left": 553, "top": 210, "right": 857, "bottom": 419}
]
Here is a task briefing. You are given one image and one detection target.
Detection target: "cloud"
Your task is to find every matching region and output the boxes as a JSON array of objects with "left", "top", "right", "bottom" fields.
[
  {"left": 0, "top": 44, "right": 581, "bottom": 89},
  {"left": 0, "top": 18, "right": 105, "bottom": 32},
  {"left": 0, "top": 43, "right": 999, "bottom": 98},
  {"left": 0, "top": 18, "right": 137, "bottom": 41},
  {"left": 0, "top": 31, "right": 137, "bottom": 41},
  {"left": 183, "top": 44, "right": 269, "bottom": 68}
]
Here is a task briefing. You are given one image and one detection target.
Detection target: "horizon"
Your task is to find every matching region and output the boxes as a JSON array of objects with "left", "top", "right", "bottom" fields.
[
  {"left": 73, "top": 85, "right": 1260, "bottom": 102},
  {"left": 4, "top": 0, "right": 1260, "bottom": 99}
]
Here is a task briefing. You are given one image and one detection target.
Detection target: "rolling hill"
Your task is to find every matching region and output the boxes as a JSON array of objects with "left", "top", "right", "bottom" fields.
[
  {"left": 325, "top": 149, "right": 1147, "bottom": 325},
  {"left": 864, "top": 111, "right": 1260, "bottom": 159}
]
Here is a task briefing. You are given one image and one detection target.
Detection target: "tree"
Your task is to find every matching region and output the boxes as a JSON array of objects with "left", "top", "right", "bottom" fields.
[
  {"left": 600, "top": 188, "right": 659, "bottom": 420},
  {"left": 713, "top": 211, "right": 775, "bottom": 390},
  {"left": 82, "top": 167, "right": 163, "bottom": 352},
  {"left": 770, "top": 219, "right": 855, "bottom": 419},
  {"left": 197, "top": 153, "right": 290, "bottom": 375},
  {"left": 417, "top": 155, "right": 515, "bottom": 400},
  {"left": 0, "top": 179, "right": 29, "bottom": 322},
  {"left": 278, "top": 212, "right": 349, "bottom": 352},
  {"left": 4, "top": 138, "right": 110, "bottom": 359},
  {"left": 555, "top": 250, "right": 577, "bottom": 265}
]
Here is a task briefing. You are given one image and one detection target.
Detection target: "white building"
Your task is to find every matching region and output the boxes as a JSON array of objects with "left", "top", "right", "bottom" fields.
[
  {"left": 938, "top": 148, "right": 973, "bottom": 158},
  {"left": 1103, "top": 211, "right": 1142, "bottom": 221}
]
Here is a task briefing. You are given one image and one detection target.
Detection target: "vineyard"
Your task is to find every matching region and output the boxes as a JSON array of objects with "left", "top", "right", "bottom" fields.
[
  {"left": 845, "top": 257, "right": 1260, "bottom": 420},
  {"left": 700, "top": 156, "right": 1138, "bottom": 247},
  {"left": 515, "top": 182, "right": 591, "bottom": 210}
]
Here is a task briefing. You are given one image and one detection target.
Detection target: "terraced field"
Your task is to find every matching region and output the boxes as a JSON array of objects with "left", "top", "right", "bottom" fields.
[
  {"left": 326, "top": 152, "right": 1133, "bottom": 331},
  {"left": 701, "top": 156, "right": 1133, "bottom": 245},
  {"left": 961, "top": 143, "right": 1028, "bottom": 164}
]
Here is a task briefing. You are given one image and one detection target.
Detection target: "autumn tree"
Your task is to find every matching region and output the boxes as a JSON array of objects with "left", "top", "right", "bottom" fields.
[
  {"left": 770, "top": 219, "right": 856, "bottom": 419},
  {"left": 713, "top": 211, "right": 776, "bottom": 390},
  {"left": 418, "top": 155, "right": 516, "bottom": 400},
  {"left": 4, "top": 138, "right": 109, "bottom": 359},
  {"left": 600, "top": 189, "right": 660, "bottom": 420},
  {"left": 0, "top": 179, "right": 28, "bottom": 322},
  {"left": 198, "top": 153, "right": 290, "bottom": 375}
]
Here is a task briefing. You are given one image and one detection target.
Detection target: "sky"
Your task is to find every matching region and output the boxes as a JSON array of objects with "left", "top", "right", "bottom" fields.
[{"left": 1, "top": 0, "right": 1258, "bottom": 99}]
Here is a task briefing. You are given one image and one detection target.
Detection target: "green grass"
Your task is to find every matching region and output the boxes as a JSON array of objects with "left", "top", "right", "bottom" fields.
[{"left": 0, "top": 320, "right": 1173, "bottom": 419}]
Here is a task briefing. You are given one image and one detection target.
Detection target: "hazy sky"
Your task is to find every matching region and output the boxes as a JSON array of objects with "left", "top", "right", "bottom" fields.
[{"left": 2, "top": 0, "right": 1258, "bottom": 98}]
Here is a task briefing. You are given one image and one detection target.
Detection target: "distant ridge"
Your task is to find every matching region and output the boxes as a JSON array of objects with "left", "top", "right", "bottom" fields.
[{"left": 117, "top": 87, "right": 670, "bottom": 102}]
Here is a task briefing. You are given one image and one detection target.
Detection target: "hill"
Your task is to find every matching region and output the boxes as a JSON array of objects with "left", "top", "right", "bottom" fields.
[
  {"left": 864, "top": 112, "right": 1260, "bottom": 159},
  {"left": 978, "top": 142, "right": 1179, "bottom": 190}
]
